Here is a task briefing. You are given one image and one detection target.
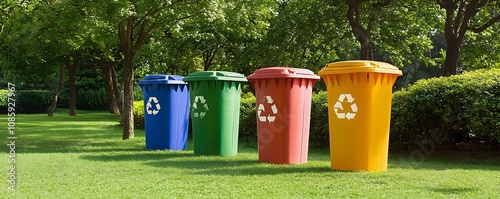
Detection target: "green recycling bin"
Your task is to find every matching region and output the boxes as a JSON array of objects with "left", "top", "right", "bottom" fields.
[{"left": 183, "top": 71, "right": 247, "bottom": 156}]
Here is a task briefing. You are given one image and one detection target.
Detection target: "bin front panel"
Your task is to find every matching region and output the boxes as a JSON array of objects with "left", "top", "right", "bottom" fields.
[
  {"left": 251, "top": 77, "right": 317, "bottom": 164},
  {"left": 322, "top": 72, "right": 399, "bottom": 171},
  {"left": 141, "top": 83, "right": 190, "bottom": 150},
  {"left": 188, "top": 80, "right": 244, "bottom": 156}
]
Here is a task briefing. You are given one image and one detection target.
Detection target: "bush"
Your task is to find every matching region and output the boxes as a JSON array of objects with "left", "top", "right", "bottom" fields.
[
  {"left": 309, "top": 91, "right": 329, "bottom": 148},
  {"left": 76, "top": 89, "right": 108, "bottom": 110},
  {"left": 390, "top": 68, "right": 500, "bottom": 150},
  {"left": 16, "top": 90, "right": 53, "bottom": 113},
  {"left": 0, "top": 88, "right": 107, "bottom": 113},
  {"left": 57, "top": 89, "right": 108, "bottom": 110},
  {"left": 133, "top": 101, "right": 145, "bottom": 129},
  {"left": 238, "top": 92, "right": 257, "bottom": 143},
  {"left": 0, "top": 90, "right": 8, "bottom": 113}
]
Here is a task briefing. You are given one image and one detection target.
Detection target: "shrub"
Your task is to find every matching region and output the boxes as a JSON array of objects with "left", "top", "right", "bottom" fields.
[
  {"left": 309, "top": 91, "right": 329, "bottom": 148},
  {"left": 16, "top": 90, "right": 53, "bottom": 113},
  {"left": 238, "top": 92, "right": 257, "bottom": 143},
  {"left": 134, "top": 88, "right": 144, "bottom": 101},
  {"left": 0, "top": 90, "right": 8, "bottom": 113},
  {"left": 390, "top": 68, "right": 500, "bottom": 150},
  {"left": 133, "top": 101, "right": 145, "bottom": 129},
  {"left": 57, "top": 89, "right": 108, "bottom": 110},
  {"left": 76, "top": 89, "right": 108, "bottom": 110}
]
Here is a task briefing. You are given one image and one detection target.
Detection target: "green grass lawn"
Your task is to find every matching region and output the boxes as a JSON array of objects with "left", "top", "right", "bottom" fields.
[{"left": 1, "top": 110, "right": 499, "bottom": 198}]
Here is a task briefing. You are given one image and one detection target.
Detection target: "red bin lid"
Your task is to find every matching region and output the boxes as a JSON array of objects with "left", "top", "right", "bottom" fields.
[{"left": 247, "top": 67, "right": 320, "bottom": 80}]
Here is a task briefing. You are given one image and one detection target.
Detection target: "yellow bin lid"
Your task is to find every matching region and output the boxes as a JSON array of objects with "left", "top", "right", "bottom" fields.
[{"left": 318, "top": 60, "right": 403, "bottom": 76}]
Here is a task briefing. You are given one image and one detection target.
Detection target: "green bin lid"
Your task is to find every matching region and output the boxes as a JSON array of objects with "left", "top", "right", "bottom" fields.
[
  {"left": 318, "top": 60, "right": 403, "bottom": 76},
  {"left": 183, "top": 71, "right": 248, "bottom": 82},
  {"left": 138, "top": 75, "right": 187, "bottom": 85},
  {"left": 247, "top": 67, "right": 320, "bottom": 80}
]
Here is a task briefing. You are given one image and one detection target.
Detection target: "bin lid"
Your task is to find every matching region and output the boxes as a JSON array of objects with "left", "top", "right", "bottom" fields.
[
  {"left": 318, "top": 60, "right": 403, "bottom": 76},
  {"left": 138, "top": 75, "right": 187, "bottom": 85},
  {"left": 247, "top": 67, "right": 320, "bottom": 80},
  {"left": 183, "top": 71, "right": 248, "bottom": 82}
]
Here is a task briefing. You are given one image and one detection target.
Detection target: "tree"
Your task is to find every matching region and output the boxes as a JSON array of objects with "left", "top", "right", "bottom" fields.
[
  {"left": 345, "top": 0, "right": 392, "bottom": 60},
  {"left": 90, "top": 0, "right": 207, "bottom": 139},
  {"left": 436, "top": 0, "right": 500, "bottom": 75},
  {"left": 460, "top": 21, "right": 500, "bottom": 69}
]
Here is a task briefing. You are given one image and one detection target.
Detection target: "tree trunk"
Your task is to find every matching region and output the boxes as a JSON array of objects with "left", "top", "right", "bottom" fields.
[
  {"left": 122, "top": 52, "right": 134, "bottom": 140},
  {"left": 359, "top": 35, "right": 373, "bottom": 60},
  {"left": 444, "top": 41, "right": 460, "bottom": 76},
  {"left": 203, "top": 48, "right": 217, "bottom": 71},
  {"left": 111, "top": 61, "right": 122, "bottom": 114},
  {"left": 100, "top": 57, "right": 121, "bottom": 114},
  {"left": 438, "top": 0, "right": 500, "bottom": 76},
  {"left": 346, "top": 0, "right": 375, "bottom": 60},
  {"left": 47, "top": 63, "right": 65, "bottom": 116},
  {"left": 67, "top": 57, "right": 78, "bottom": 116},
  {"left": 119, "top": 16, "right": 135, "bottom": 140}
]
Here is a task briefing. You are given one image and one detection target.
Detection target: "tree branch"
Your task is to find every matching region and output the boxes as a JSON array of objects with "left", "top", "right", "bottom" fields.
[
  {"left": 457, "top": 0, "right": 481, "bottom": 41},
  {"left": 436, "top": 0, "right": 446, "bottom": 8},
  {"left": 470, "top": 14, "right": 500, "bottom": 33},
  {"left": 477, "top": 0, "right": 490, "bottom": 8},
  {"left": 373, "top": 0, "right": 391, "bottom": 7},
  {"left": 453, "top": 0, "right": 467, "bottom": 31}
]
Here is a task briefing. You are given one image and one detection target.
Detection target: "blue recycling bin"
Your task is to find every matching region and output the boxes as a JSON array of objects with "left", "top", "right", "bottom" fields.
[{"left": 138, "top": 75, "right": 190, "bottom": 150}]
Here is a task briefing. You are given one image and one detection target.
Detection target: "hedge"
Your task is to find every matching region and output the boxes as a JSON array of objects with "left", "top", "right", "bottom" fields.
[
  {"left": 390, "top": 68, "right": 500, "bottom": 150},
  {"left": 1, "top": 90, "right": 54, "bottom": 113},
  {"left": 57, "top": 89, "right": 108, "bottom": 110}
]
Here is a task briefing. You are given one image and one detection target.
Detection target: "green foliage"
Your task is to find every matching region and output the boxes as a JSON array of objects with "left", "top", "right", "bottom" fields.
[
  {"left": 133, "top": 101, "right": 145, "bottom": 129},
  {"left": 15, "top": 90, "right": 53, "bottom": 114},
  {"left": 134, "top": 87, "right": 144, "bottom": 101},
  {"left": 56, "top": 89, "right": 108, "bottom": 111},
  {"left": 1, "top": 88, "right": 108, "bottom": 113},
  {"left": 461, "top": 23, "right": 500, "bottom": 70},
  {"left": 0, "top": 89, "right": 7, "bottom": 106},
  {"left": 76, "top": 89, "right": 108, "bottom": 110},
  {"left": 238, "top": 92, "right": 257, "bottom": 143},
  {"left": 0, "top": 89, "right": 7, "bottom": 113},
  {"left": 390, "top": 68, "right": 500, "bottom": 150},
  {"left": 309, "top": 91, "right": 329, "bottom": 148}
]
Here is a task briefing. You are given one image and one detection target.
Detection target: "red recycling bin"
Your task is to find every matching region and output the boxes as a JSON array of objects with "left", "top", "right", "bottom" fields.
[{"left": 248, "top": 67, "right": 319, "bottom": 164}]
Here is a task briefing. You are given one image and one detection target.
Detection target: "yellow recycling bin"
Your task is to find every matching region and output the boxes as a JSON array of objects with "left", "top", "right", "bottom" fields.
[{"left": 318, "top": 60, "right": 402, "bottom": 172}]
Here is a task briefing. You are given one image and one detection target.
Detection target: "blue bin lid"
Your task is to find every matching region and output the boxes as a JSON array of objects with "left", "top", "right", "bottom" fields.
[{"left": 138, "top": 75, "right": 187, "bottom": 85}]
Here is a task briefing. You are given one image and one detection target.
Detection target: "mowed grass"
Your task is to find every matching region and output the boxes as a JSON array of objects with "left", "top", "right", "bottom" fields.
[{"left": 1, "top": 110, "right": 500, "bottom": 198}]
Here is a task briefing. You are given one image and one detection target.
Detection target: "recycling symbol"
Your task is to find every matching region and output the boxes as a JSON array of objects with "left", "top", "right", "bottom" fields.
[
  {"left": 334, "top": 94, "right": 357, "bottom": 120},
  {"left": 258, "top": 96, "right": 278, "bottom": 123},
  {"left": 192, "top": 96, "right": 209, "bottom": 119},
  {"left": 146, "top": 97, "right": 161, "bottom": 115}
]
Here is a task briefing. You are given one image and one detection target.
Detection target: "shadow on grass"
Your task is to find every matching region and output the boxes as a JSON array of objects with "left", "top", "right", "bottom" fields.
[
  {"left": 388, "top": 151, "right": 500, "bottom": 171},
  {"left": 80, "top": 151, "right": 195, "bottom": 162},
  {"left": 143, "top": 154, "right": 333, "bottom": 176}
]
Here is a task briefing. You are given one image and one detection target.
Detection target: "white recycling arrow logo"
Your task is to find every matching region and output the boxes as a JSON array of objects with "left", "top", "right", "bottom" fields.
[
  {"left": 334, "top": 94, "right": 358, "bottom": 120},
  {"left": 192, "top": 96, "right": 209, "bottom": 119},
  {"left": 146, "top": 96, "right": 161, "bottom": 115},
  {"left": 258, "top": 96, "right": 278, "bottom": 123}
]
